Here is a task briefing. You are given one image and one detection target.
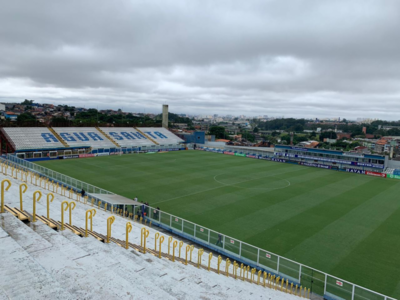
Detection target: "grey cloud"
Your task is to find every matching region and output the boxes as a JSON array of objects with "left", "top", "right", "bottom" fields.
[{"left": 0, "top": 0, "right": 400, "bottom": 119}]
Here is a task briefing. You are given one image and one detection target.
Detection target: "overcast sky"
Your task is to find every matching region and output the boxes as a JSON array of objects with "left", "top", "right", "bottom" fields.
[{"left": 0, "top": 0, "right": 399, "bottom": 119}]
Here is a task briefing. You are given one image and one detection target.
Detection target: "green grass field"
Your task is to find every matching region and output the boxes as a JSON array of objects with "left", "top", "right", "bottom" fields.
[{"left": 37, "top": 151, "right": 400, "bottom": 298}]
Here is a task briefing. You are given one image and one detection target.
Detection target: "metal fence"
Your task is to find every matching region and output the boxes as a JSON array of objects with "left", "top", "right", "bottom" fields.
[
  {"left": 5, "top": 154, "right": 113, "bottom": 195},
  {"left": 3, "top": 153, "right": 396, "bottom": 300}
]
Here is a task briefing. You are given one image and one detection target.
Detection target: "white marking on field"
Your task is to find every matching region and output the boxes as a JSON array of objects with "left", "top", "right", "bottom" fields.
[
  {"left": 153, "top": 168, "right": 300, "bottom": 205},
  {"left": 213, "top": 173, "right": 291, "bottom": 191}
]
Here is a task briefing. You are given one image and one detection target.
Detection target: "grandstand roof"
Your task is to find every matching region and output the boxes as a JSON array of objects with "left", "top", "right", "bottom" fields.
[{"left": 88, "top": 193, "right": 141, "bottom": 206}]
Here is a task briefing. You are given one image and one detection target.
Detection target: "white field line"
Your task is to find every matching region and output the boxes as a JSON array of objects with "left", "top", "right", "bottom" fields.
[
  {"left": 213, "top": 173, "right": 291, "bottom": 191},
  {"left": 153, "top": 167, "right": 305, "bottom": 205}
]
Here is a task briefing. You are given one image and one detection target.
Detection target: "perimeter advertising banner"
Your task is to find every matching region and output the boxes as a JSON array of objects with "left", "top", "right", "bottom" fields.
[
  {"left": 97, "top": 153, "right": 110, "bottom": 156},
  {"left": 388, "top": 174, "right": 400, "bottom": 180},
  {"left": 223, "top": 151, "right": 235, "bottom": 155},
  {"left": 300, "top": 162, "right": 331, "bottom": 169},
  {"left": 234, "top": 153, "right": 246, "bottom": 157},
  {"left": 365, "top": 171, "right": 387, "bottom": 178},
  {"left": 345, "top": 168, "right": 366, "bottom": 174},
  {"left": 61, "top": 155, "right": 80, "bottom": 159},
  {"left": 79, "top": 154, "right": 97, "bottom": 158},
  {"left": 271, "top": 158, "right": 286, "bottom": 163}
]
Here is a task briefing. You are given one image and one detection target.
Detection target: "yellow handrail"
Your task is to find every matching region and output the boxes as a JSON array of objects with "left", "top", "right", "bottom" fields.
[
  {"left": 225, "top": 258, "right": 231, "bottom": 276},
  {"left": 251, "top": 268, "right": 256, "bottom": 283},
  {"left": 32, "top": 191, "right": 42, "bottom": 222},
  {"left": 158, "top": 236, "right": 164, "bottom": 258},
  {"left": 126, "top": 222, "right": 132, "bottom": 249},
  {"left": 0, "top": 179, "right": 11, "bottom": 213},
  {"left": 178, "top": 241, "right": 183, "bottom": 258},
  {"left": 189, "top": 245, "right": 194, "bottom": 262},
  {"left": 197, "top": 249, "right": 204, "bottom": 268},
  {"left": 234, "top": 262, "right": 239, "bottom": 279},
  {"left": 185, "top": 245, "right": 190, "bottom": 265},
  {"left": 142, "top": 228, "right": 149, "bottom": 253},
  {"left": 106, "top": 216, "right": 115, "bottom": 243},
  {"left": 19, "top": 183, "right": 28, "bottom": 211},
  {"left": 61, "top": 201, "right": 69, "bottom": 230},
  {"left": 46, "top": 193, "right": 54, "bottom": 220},
  {"left": 208, "top": 252, "right": 213, "bottom": 271},
  {"left": 85, "top": 209, "right": 96, "bottom": 237},
  {"left": 168, "top": 236, "right": 173, "bottom": 255},
  {"left": 68, "top": 202, "right": 76, "bottom": 225},
  {"left": 172, "top": 241, "right": 178, "bottom": 262},
  {"left": 154, "top": 233, "right": 160, "bottom": 251}
]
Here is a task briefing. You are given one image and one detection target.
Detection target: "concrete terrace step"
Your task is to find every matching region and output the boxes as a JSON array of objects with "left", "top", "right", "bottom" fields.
[
  {"left": 1, "top": 171, "right": 300, "bottom": 300},
  {"left": 63, "top": 231, "right": 231, "bottom": 300},
  {"left": 22, "top": 221, "right": 143, "bottom": 299},
  {"left": 60, "top": 230, "right": 181, "bottom": 299},
  {"left": 0, "top": 214, "right": 73, "bottom": 300},
  {"left": 65, "top": 229, "right": 270, "bottom": 300}
]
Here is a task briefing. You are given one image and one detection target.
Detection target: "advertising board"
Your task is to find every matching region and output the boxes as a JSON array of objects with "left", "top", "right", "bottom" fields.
[{"left": 365, "top": 171, "right": 386, "bottom": 178}]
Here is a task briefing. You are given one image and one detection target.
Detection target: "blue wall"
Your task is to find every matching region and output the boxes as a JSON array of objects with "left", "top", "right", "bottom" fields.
[{"left": 179, "top": 131, "right": 205, "bottom": 144}]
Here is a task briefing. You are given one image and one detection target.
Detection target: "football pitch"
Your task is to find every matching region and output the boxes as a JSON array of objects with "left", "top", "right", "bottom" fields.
[{"left": 37, "top": 150, "right": 400, "bottom": 298}]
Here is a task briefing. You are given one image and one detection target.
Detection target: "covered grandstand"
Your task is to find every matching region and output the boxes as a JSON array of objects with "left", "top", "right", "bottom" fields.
[
  {"left": 99, "top": 127, "right": 157, "bottom": 147},
  {"left": 0, "top": 126, "right": 186, "bottom": 160},
  {"left": 139, "top": 127, "right": 184, "bottom": 145},
  {"left": 1, "top": 127, "right": 66, "bottom": 151}
]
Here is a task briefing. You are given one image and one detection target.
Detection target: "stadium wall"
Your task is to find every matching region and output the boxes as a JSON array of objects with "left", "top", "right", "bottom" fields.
[{"left": 198, "top": 146, "right": 393, "bottom": 181}]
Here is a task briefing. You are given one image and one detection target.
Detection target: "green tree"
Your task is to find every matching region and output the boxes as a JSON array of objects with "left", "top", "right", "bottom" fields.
[
  {"left": 50, "top": 117, "right": 69, "bottom": 126},
  {"left": 242, "top": 131, "right": 255, "bottom": 142},
  {"left": 17, "top": 112, "right": 36, "bottom": 125},
  {"left": 319, "top": 131, "right": 337, "bottom": 141},
  {"left": 21, "top": 99, "right": 34, "bottom": 105},
  {"left": 209, "top": 126, "right": 226, "bottom": 139}
]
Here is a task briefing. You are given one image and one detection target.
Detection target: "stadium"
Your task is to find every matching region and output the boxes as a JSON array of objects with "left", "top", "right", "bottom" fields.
[{"left": 0, "top": 124, "right": 399, "bottom": 300}]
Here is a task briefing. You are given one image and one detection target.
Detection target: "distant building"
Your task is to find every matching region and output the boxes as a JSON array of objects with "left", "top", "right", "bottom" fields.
[
  {"left": 297, "top": 141, "right": 319, "bottom": 148},
  {"left": 275, "top": 145, "right": 387, "bottom": 172},
  {"left": 3, "top": 111, "right": 18, "bottom": 121},
  {"left": 337, "top": 133, "right": 352, "bottom": 139},
  {"left": 324, "top": 138, "right": 337, "bottom": 144},
  {"left": 362, "top": 127, "right": 367, "bottom": 134},
  {"left": 175, "top": 131, "right": 205, "bottom": 144}
]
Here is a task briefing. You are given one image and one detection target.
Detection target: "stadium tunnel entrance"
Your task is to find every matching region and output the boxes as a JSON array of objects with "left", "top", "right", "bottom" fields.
[{"left": 88, "top": 193, "right": 142, "bottom": 218}]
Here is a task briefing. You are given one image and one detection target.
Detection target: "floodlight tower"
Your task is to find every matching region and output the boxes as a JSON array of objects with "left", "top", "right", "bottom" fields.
[{"left": 162, "top": 104, "right": 169, "bottom": 128}]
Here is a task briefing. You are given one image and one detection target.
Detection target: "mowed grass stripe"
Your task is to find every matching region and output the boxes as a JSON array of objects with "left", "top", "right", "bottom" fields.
[
  {"left": 341, "top": 206, "right": 400, "bottom": 297},
  {"left": 212, "top": 170, "right": 360, "bottom": 236},
  {"left": 37, "top": 151, "right": 400, "bottom": 298},
  {"left": 284, "top": 180, "right": 400, "bottom": 296},
  {"left": 153, "top": 163, "right": 312, "bottom": 208},
  {"left": 169, "top": 167, "right": 330, "bottom": 229}
]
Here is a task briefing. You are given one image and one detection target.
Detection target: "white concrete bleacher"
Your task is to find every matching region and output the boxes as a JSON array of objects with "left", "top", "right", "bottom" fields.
[
  {"left": 0, "top": 171, "right": 299, "bottom": 300},
  {"left": 99, "top": 127, "right": 156, "bottom": 147},
  {"left": 384, "top": 168, "right": 395, "bottom": 175},
  {"left": 51, "top": 127, "right": 116, "bottom": 149},
  {"left": 139, "top": 127, "right": 184, "bottom": 145},
  {"left": 1, "top": 127, "right": 65, "bottom": 151}
]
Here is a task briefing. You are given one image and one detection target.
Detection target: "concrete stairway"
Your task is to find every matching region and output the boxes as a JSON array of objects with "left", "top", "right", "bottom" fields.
[
  {"left": 48, "top": 127, "right": 69, "bottom": 147},
  {"left": 0, "top": 214, "right": 73, "bottom": 300},
  {"left": 96, "top": 127, "right": 121, "bottom": 147},
  {"left": 136, "top": 128, "right": 159, "bottom": 145}
]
